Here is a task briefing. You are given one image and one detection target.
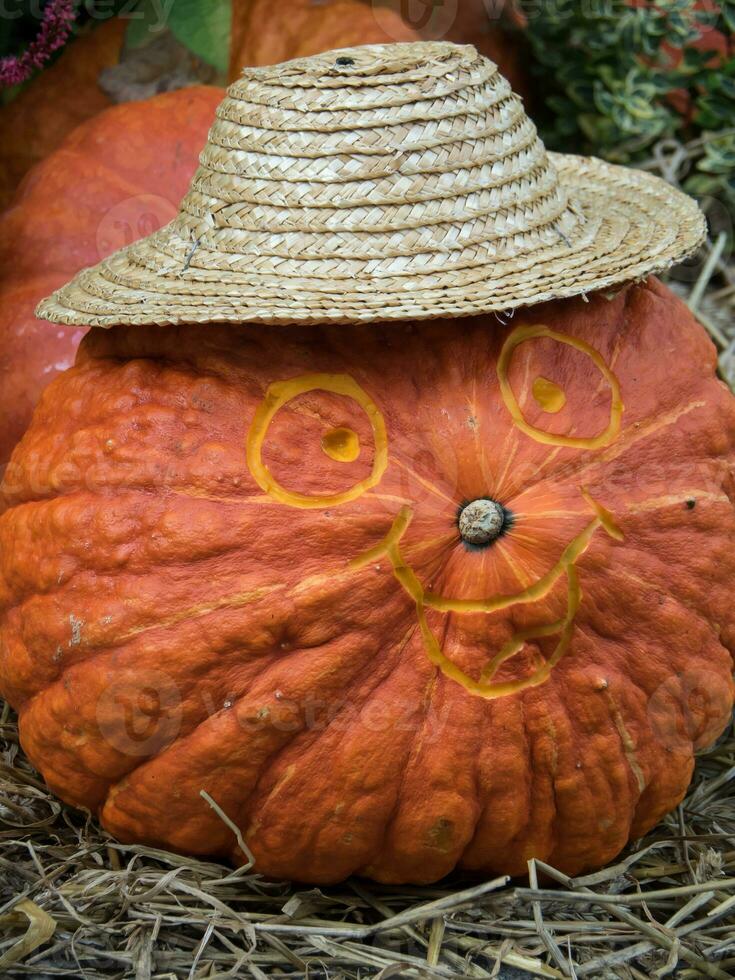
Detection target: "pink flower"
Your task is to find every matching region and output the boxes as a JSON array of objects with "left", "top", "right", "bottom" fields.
[{"left": 0, "top": 0, "right": 77, "bottom": 88}]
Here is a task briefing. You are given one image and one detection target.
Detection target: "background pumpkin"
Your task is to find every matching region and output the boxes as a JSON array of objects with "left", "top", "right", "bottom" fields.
[
  {"left": 0, "top": 84, "right": 222, "bottom": 469},
  {"left": 1, "top": 277, "right": 732, "bottom": 884},
  {"left": 0, "top": 17, "right": 125, "bottom": 211},
  {"left": 228, "top": 0, "right": 421, "bottom": 77},
  {"left": 227, "top": 0, "right": 526, "bottom": 95}
]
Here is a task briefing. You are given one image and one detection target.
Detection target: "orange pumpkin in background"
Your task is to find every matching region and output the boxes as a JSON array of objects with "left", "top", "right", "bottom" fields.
[
  {"left": 1, "top": 279, "right": 733, "bottom": 883},
  {"left": 0, "top": 85, "right": 222, "bottom": 468},
  {"left": 228, "top": 0, "right": 421, "bottom": 76},
  {"left": 0, "top": 18, "right": 126, "bottom": 211},
  {"left": 228, "top": 0, "right": 526, "bottom": 95}
]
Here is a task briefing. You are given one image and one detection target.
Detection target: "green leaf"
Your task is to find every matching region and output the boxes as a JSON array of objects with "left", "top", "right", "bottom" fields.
[
  {"left": 524, "top": 0, "right": 731, "bottom": 167},
  {"left": 680, "top": 46, "right": 713, "bottom": 72},
  {"left": 167, "top": 0, "right": 231, "bottom": 74},
  {"left": 125, "top": 0, "right": 169, "bottom": 49},
  {"left": 125, "top": 0, "right": 231, "bottom": 74}
]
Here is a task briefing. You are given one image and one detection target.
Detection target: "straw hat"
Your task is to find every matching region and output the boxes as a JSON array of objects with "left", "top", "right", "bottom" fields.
[{"left": 37, "top": 41, "right": 705, "bottom": 327}]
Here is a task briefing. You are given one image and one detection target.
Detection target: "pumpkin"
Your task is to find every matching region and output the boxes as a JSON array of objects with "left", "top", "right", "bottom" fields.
[
  {"left": 0, "top": 18, "right": 126, "bottom": 211},
  {"left": 228, "top": 0, "right": 527, "bottom": 99},
  {"left": 1, "top": 277, "right": 733, "bottom": 884},
  {"left": 228, "top": 0, "right": 421, "bottom": 78},
  {"left": 0, "top": 85, "right": 222, "bottom": 468}
]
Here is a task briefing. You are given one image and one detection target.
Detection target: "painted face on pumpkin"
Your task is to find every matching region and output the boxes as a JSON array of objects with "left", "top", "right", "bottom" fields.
[{"left": 246, "top": 322, "right": 625, "bottom": 700}]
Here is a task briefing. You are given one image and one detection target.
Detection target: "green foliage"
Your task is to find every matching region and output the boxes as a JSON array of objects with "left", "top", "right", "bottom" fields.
[
  {"left": 167, "top": 0, "right": 231, "bottom": 75},
  {"left": 125, "top": 0, "right": 231, "bottom": 75},
  {"left": 0, "top": 0, "right": 134, "bottom": 58},
  {"left": 0, "top": 0, "right": 133, "bottom": 103},
  {"left": 522, "top": 0, "right": 735, "bottom": 214}
]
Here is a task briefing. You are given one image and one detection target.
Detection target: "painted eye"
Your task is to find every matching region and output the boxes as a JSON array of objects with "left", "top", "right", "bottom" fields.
[
  {"left": 321, "top": 426, "right": 361, "bottom": 463},
  {"left": 246, "top": 373, "right": 388, "bottom": 508},
  {"left": 497, "top": 324, "right": 623, "bottom": 449},
  {"left": 532, "top": 376, "right": 566, "bottom": 414}
]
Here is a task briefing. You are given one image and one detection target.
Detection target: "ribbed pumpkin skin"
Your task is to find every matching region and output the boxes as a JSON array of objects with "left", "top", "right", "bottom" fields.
[
  {"left": 0, "top": 86, "right": 222, "bottom": 467},
  {"left": 1, "top": 278, "right": 733, "bottom": 884}
]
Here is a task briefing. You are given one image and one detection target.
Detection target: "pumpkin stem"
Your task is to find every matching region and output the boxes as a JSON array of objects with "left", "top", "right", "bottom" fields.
[{"left": 458, "top": 499, "right": 509, "bottom": 547}]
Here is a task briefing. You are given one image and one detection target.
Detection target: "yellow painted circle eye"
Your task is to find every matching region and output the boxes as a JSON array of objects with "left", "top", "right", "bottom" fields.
[
  {"left": 246, "top": 373, "right": 387, "bottom": 509},
  {"left": 321, "top": 426, "right": 360, "bottom": 463},
  {"left": 532, "top": 376, "right": 566, "bottom": 414},
  {"left": 497, "top": 323, "right": 623, "bottom": 449}
]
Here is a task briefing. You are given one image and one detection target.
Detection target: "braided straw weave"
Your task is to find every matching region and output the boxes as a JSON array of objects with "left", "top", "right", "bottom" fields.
[{"left": 37, "top": 41, "right": 706, "bottom": 327}]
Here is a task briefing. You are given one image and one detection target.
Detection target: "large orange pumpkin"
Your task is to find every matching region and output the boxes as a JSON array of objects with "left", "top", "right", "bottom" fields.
[
  {"left": 0, "top": 86, "right": 222, "bottom": 468},
  {"left": 1, "top": 276, "right": 733, "bottom": 883}
]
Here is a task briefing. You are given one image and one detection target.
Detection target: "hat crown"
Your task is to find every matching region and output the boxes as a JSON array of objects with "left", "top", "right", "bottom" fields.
[
  {"left": 175, "top": 41, "right": 581, "bottom": 277},
  {"left": 37, "top": 40, "right": 705, "bottom": 327}
]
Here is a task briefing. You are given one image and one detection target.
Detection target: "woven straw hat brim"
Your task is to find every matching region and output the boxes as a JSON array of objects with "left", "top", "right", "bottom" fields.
[{"left": 36, "top": 43, "right": 706, "bottom": 328}]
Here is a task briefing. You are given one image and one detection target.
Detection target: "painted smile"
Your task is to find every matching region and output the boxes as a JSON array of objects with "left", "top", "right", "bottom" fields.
[{"left": 349, "top": 489, "right": 623, "bottom": 699}]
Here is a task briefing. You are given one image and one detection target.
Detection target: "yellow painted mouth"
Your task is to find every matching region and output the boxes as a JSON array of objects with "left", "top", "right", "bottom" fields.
[{"left": 350, "top": 490, "right": 623, "bottom": 699}]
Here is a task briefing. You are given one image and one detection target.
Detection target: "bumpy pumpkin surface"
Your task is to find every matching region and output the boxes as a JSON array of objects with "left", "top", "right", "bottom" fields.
[
  {"left": 1, "top": 278, "right": 734, "bottom": 884},
  {"left": 0, "top": 86, "right": 222, "bottom": 468}
]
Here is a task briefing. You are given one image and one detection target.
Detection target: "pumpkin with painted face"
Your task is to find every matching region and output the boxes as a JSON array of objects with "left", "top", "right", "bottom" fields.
[
  {"left": 2, "top": 277, "right": 733, "bottom": 882},
  {"left": 1, "top": 43, "right": 733, "bottom": 884}
]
